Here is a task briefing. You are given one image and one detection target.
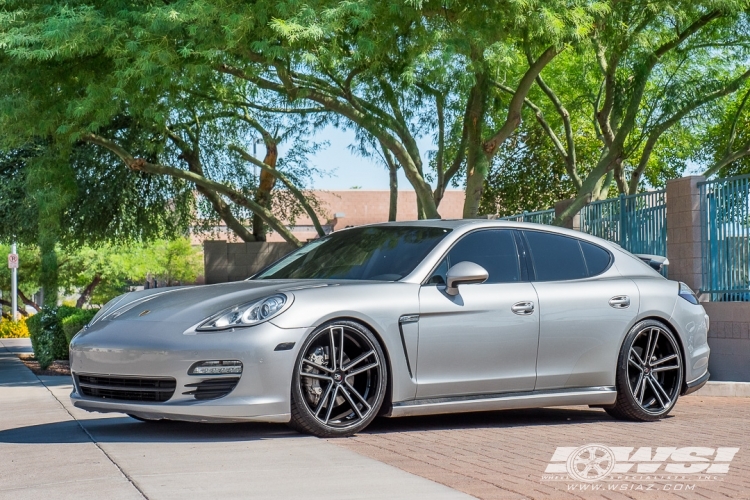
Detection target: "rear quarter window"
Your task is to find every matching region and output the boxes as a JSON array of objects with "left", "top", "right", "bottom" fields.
[{"left": 579, "top": 240, "right": 613, "bottom": 276}]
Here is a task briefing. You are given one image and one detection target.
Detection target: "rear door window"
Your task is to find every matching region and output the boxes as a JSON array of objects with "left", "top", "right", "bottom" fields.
[{"left": 523, "top": 231, "right": 587, "bottom": 281}]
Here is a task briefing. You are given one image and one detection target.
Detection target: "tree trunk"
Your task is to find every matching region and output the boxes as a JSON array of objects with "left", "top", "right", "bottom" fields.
[
  {"left": 18, "top": 290, "right": 41, "bottom": 312},
  {"left": 253, "top": 141, "right": 279, "bottom": 240},
  {"left": 464, "top": 45, "right": 560, "bottom": 218},
  {"left": 379, "top": 144, "right": 399, "bottom": 222},
  {"left": 0, "top": 299, "right": 28, "bottom": 317},
  {"left": 76, "top": 275, "right": 102, "bottom": 308},
  {"left": 462, "top": 72, "right": 489, "bottom": 218}
]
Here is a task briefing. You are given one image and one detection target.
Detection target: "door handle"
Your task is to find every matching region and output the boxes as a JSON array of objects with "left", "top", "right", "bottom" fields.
[
  {"left": 609, "top": 295, "right": 631, "bottom": 309},
  {"left": 511, "top": 301, "right": 535, "bottom": 315}
]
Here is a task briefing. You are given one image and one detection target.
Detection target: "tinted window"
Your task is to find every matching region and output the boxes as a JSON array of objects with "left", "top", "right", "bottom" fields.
[
  {"left": 255, "top": 226, "right": 451, "bottom": 281},
  {"left": 580, "top": 240, "right": 612, "bottom": 276},
  {"left": 524, "top": 231, "right": 587, "bottom": 281},
  {"left": 428, "top": 230, "right": 520, "bottom": 284}
]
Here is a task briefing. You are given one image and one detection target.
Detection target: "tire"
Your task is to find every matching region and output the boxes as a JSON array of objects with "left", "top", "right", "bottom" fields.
[
  {"left": 606, "top": 319, "right": 683, "bottom": 421},
  {"left": 289, "top": 320, "right": 387, "bottom": 438}
]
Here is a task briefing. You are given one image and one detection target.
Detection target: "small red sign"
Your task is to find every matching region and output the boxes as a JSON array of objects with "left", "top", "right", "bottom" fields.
[{"left": 8, "top": 253, "right": 18, "bottom": 269}]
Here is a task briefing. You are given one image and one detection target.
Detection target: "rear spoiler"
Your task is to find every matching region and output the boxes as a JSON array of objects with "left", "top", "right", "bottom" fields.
[{"left": 635, "top": 254, "right": 669, "bottom": 272}]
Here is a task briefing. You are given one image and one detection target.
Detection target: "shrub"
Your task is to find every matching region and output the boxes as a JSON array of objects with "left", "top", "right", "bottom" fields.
[
  {"left": 29, "top": 306, "right": 82, "bottom": 369},
  {"left": 0, "top": 317, "right": 30, "bottom": 338},
  {"left": 27, "top": 313, "right": 42, "bottom": 356},
  {"left": 62, "top": 309, "right": 98, "bottom": 343}
]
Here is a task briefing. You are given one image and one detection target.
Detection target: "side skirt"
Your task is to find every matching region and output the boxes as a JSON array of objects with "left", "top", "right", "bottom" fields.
[{"left": 387, "top": 386, "right": 617, "bottom": 418}]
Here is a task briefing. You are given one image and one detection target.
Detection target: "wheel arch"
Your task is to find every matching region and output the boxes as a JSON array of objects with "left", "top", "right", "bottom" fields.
[
  {"left": 633, "top": 314, "right": 689, "bottom": 395},
  {"left": 316, "top": 315, "right": 395, "bottom": 416}
]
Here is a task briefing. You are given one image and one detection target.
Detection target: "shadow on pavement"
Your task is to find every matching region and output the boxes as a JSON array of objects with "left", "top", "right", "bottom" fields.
[
  {"left": 365, "top": 406, "right": 619, "bottom": 434},
  {"left": 0, "top": 417, "right": 298, "bottom": 444}
]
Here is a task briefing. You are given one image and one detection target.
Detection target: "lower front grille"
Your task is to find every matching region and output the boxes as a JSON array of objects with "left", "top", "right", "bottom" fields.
[
  {"left": 183, "top": 377, "right": 240, "bottom": 400},
  {"left": 77, "top": 374, "right": 176, "bottom": 402}
]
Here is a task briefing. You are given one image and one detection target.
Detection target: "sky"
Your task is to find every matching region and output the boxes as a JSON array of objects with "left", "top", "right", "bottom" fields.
[{"left": 289, "top": 125, "right": 437, "bottom": 191}]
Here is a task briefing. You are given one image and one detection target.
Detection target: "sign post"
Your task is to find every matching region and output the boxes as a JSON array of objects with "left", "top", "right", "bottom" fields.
[{"left": 8, "top": 243, "right": 18, "bottom": 321}]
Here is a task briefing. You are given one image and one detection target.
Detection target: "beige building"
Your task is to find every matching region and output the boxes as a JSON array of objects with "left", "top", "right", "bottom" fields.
[{"left": 193, "top": 190, "right": 466, "bottom": 244}]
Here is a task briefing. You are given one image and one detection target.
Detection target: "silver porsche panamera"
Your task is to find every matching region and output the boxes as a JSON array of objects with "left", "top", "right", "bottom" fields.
[{"left": 69, "top": 220, "right": 711, "bottom": 437}]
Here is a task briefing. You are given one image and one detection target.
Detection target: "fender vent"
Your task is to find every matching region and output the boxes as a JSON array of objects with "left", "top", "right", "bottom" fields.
[{"left": 183, "top": 377, "right": 240, "bottom": 400}]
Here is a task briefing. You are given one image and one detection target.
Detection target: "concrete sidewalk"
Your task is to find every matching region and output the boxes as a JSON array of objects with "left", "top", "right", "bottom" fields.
[{"left": 0, "top": 339, "right": 473, "bottom": 500}]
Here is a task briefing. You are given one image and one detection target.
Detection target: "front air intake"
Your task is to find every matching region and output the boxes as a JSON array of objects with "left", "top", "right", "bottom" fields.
[
  {"left": 183, "top": 377, "right": 240, "bottom": 400},
  {"left": 77, "top": 374, "right": 176, "bottom": 402}
]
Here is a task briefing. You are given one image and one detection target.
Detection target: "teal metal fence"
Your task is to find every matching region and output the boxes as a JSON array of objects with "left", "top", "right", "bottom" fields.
[
  {"left": 579, "top": 191, "right": 667, "bottom": 258},
  {"left": 699, "top": 174, "right": 750, "bottom": 301},
  {"left": 498, "top": 208, "right": 555, "bottom": 225}
]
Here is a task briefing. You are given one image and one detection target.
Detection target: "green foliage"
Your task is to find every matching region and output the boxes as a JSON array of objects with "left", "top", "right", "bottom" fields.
[
  {"left": 0, "top": 140, "right": 194, "bottom": 247},
  {"left": 1, "top": 238, "right": 201, "bottom": 313},
  {"left": 0, "top": 0, "right": 606, "bottom": 225},
  {"left": 2, "top": 0, "right": 750, "bottom": 227},
  {"left": 480, "top": 125, "right": 578, "bottom": 216},
  {"left": 60, "top": 238, "right": 203, "bottom": 306},
  {"left": 695, "top": 86, "right": 750, "bottom": 177},
  {"left": 62, "top": 309, "right": 98, "bottom": 344},
  {"left": 0, "top": 147, "right": 40, "bottom": 245},
  {"left": 28, "top": 306, "right": 79, "bottom": 369},
  {"left": 0, "top": 317, "right": 29, "bottom": 338},
  {"left": 26, "top": 313, "right": 42, "bottom": 357}
]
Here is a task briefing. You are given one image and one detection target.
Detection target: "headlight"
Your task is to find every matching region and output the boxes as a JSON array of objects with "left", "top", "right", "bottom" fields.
[
  {"left": 678, "top": 282, "right": 700, "bottom": 305},
  {"left": 197, "top": 294, "right": 288, "bottom": 331}
]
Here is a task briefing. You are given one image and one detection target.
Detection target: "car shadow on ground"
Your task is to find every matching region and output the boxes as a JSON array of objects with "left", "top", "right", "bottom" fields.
[
  {"left": 0, "top": 417, "right": 298, "bottom": 444},
  {"left": 1, "top": 407, "right": 632, "bottom": 445},
  {"left": 363, "top": 406, "right": 630, "bottom": 434},
  {"left": 4, "top": 407, "right": 636, "bottom": 445}
]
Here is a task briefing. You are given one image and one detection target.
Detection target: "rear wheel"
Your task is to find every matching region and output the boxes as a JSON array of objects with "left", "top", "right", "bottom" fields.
[
  {"left": 606, "top": 320, "right": 683, "bottom": 421},
  {"left": 289, "top": 320, "right": 387, "bottom": 437}
]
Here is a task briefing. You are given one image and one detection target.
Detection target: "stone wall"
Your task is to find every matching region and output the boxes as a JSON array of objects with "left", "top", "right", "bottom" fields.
[
  {"left": 203, "top": 241, "right": 295, "bottom": 284},
  {"left": 703, "top": 302, "right": 750, "bottom": 382},
  {"left": 665, "top": 176, "right": 704, "bottom": 293}
]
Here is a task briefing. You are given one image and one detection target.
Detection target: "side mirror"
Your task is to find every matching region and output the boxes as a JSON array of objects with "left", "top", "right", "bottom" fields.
[{"left": 445, "top": 261, "right": 489, "bottom": 296}]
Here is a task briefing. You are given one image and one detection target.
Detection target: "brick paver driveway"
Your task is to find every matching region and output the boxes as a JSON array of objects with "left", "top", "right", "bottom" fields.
[{"left": 333, "top": 396, "right": 750, "bottom": 499}]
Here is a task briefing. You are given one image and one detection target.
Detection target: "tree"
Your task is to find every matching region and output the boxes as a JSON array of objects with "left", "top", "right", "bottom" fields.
[
  {"left": 700, "top": 86, "right": 750, "bottom": 177},
  {"left": 505, "top": 1, "right": 750, "bottom": 224},
  {"left": 0, "top": 136, "right": 195, "bottom": 307},
  {"left": 479, "top": 123, "right": 580, "bottom": 216},
  {"left": 224, "top": 0, "right": 601, "bottom": 218},
  {"left": 0, "top": 0, "right": 602, "bottom": 229},
  {"left": 60, "top": 239, "right": 203, "bottom": 307},
  {"left": 0, "top": 2, "right": 334, "bottom": 247}
]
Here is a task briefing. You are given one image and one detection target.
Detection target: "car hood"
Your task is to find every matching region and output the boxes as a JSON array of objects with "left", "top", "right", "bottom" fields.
[{"left": 87, "top": 279, "right": 348, "bottom": 330}]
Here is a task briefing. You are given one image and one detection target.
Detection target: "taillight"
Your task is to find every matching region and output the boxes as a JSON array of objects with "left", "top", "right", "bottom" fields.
[{"left": 678, "top": 282, "right": 699, "bottom": 305}]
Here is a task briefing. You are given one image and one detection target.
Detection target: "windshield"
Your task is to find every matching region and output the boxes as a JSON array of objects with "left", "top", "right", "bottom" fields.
[{"left": 255, "top": 226, "right": 452, "bottom": 281}]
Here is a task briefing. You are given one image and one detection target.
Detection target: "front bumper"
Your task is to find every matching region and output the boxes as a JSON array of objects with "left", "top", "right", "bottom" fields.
[{"left": 69, "top": 320, "right": 310, "bottom": 422}]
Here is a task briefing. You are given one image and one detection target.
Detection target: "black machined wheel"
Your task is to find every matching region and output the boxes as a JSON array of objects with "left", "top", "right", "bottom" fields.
[
  {"left": 607, "top": 320, "right": 683, "bottom": 421},
  {"left": 289, "top": 320, "right": 387, "bottom": 437}
]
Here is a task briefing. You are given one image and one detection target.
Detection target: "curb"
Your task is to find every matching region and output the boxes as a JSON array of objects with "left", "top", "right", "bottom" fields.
[{"left": 689, "top": 381, "right": 750, "bottom": 397}]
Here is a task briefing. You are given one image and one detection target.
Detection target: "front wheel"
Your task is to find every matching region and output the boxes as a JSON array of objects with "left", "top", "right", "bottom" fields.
[
  {"left": 606, "top": 320, "right": 683, "bottom": 421},
  {"left": 289, "top": 320, "right": 387, "bottom": 437}
]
